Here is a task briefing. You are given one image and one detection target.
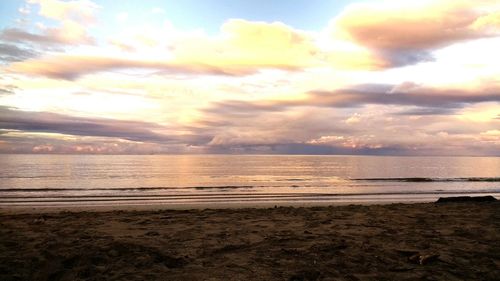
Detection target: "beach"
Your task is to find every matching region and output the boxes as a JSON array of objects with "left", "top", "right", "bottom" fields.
[{"left": 1, "top": 201, "right": 499, "bottom": 280}]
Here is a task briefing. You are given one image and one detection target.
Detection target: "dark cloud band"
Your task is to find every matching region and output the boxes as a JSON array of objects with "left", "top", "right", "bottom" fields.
[{"left": 0, "top": 107, "right": 173, "bottom": 143}]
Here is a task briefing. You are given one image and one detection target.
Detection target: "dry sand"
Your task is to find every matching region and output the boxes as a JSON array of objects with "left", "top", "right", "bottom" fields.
[{"left": 1, "top": 202, "right": 499, "bottom": 281}]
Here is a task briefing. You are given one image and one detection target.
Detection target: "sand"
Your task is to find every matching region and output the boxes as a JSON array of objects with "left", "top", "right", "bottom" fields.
[{"left": 1, "top": 202, "right": 499, "bottom": 281}]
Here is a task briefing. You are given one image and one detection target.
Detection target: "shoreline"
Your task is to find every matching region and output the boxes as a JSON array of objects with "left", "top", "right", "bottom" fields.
[
  {"left": 1, "top": 201, "right": 499, "bottom": 280},
  {"left": 0, "top": 198, "right": 451, "bottom": 214},
  {"left": 1, "top": 192, "right": 499, "bottom": 214}
]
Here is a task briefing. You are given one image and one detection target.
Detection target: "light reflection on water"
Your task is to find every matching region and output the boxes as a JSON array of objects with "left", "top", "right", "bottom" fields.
[{"left": 0, "top": 155, "right": 499, "bottom": 207}]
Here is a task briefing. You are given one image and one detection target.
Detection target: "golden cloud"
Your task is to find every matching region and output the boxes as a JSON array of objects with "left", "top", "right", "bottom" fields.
[{"left": 171, "top": 19, "right": 321, "bottom": 70}]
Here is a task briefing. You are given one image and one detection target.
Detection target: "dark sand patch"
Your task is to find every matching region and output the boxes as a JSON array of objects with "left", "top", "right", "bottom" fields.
[{"left": 1, "top": 202, "right": 499, "bottom": 280}]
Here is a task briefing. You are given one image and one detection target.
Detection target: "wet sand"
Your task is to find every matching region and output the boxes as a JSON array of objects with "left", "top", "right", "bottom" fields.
[{"left": 1, "top": 202, "right": 499, "bottom": 280}]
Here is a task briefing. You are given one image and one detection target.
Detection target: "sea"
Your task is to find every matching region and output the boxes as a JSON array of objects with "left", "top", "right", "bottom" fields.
[{"left": 0, "top": 155, "right": 499, "bottom": 209}]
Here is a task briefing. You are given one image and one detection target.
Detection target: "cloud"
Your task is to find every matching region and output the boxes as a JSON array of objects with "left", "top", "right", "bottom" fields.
[
  {"left": 194, "top": 19, "right": 392, "bottom": 71},
  {"left": 7, "top": 19, "right": 329, "bottom": 79},
  {"left": 204, "top": 84, "right": 500, "bottom": 114},
  {"left": 203, "top": 141, "right": 409, "bottom": 155},
  {"left": 307, "top": 87, "right": 500, "bottom": 108},
  {"left": 15, "top": 5, "right": 500, "bottom": 79},
  {"left": 172, "top": 19, "right": 320, "bottom": 70},
  {"left": 192, "top": 103, "right": 500, "bottom": 156},
  {"left": 188, "top": 103, "right": 360, "bottom": 150},
  {"left": 394, "top": 107, "right": 457, "bottom": 116},
  {"left": 0, "top": 84, "right": 18, "bottom": 96},
  {"left": 1, "top": 85, "right": 498, "bottom": 155},
  {"left": 180, "top": 82, "right": 500, "bottom": 155},
  {"left": 0, "top": 43, "right": 38, "bottom": 62},
  {"left": 7, "top": 54, "right": 260, "bottom": 80},
  {"left": 0, "top": 132, "right": 193, "bottom": 154},
  {"left": 0, "top": 106, "right": 174, "bottom": 142},
  {"left": 29, "top": 0, "right": 98, "bottom": 23},
  {"left": 1, "top": 28, "right": 59, "bottom": 45},
  {"left": 332, "top": 0, "right": 500, "bottom": 67},
  {"left": 0, "top": 27, "right": 92, "bottom": 47},
  {"left": 1, "top": 0, "right": 100, "bottom": 46},
  {"left": 5, "top": 0, "right": 500, "bottom": 79},
  {"left": 0, "top": 104, "right": 212, "bottom": 154},
  {"left": 18, "top": 6, "right": 31, "bottom": 15}
]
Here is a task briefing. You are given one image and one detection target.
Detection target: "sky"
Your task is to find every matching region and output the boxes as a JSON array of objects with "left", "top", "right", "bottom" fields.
[{"left": 0, "top": 0, "right": 499, "bottom": 155}]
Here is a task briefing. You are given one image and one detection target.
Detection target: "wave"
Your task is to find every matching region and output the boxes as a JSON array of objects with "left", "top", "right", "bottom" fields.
[
  {"left": 2, "top": 190, "right": 499, "bottom": 199},
  {"left": 352, "top": 177, "right": 500, "bottom": 182},
  {"left": 0, "top": 177, "right": 498, "bottom": 193},
  {"left": 1, "top": 191, "right": 499, "bottom": 205},
  {"left": 0, "top": 175, "right": 61, "bottom": 179},
  {"left": 0, "top": 185, "right": 259, "bottom": 192}
]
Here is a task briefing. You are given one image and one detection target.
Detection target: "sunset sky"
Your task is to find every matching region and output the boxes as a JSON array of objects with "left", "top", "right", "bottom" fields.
[{"left": 0, "top": 0, "right": 499, "bottom": 155}]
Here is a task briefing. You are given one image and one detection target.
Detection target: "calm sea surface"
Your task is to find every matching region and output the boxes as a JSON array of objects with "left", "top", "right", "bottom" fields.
[{"left": 0, "top": 155, "right": 499, "bottom": 208}]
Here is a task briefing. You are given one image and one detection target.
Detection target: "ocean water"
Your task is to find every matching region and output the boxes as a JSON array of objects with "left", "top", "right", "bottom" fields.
[{"left": 0, "top": 155, "right": 499, "bottom": 208}]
